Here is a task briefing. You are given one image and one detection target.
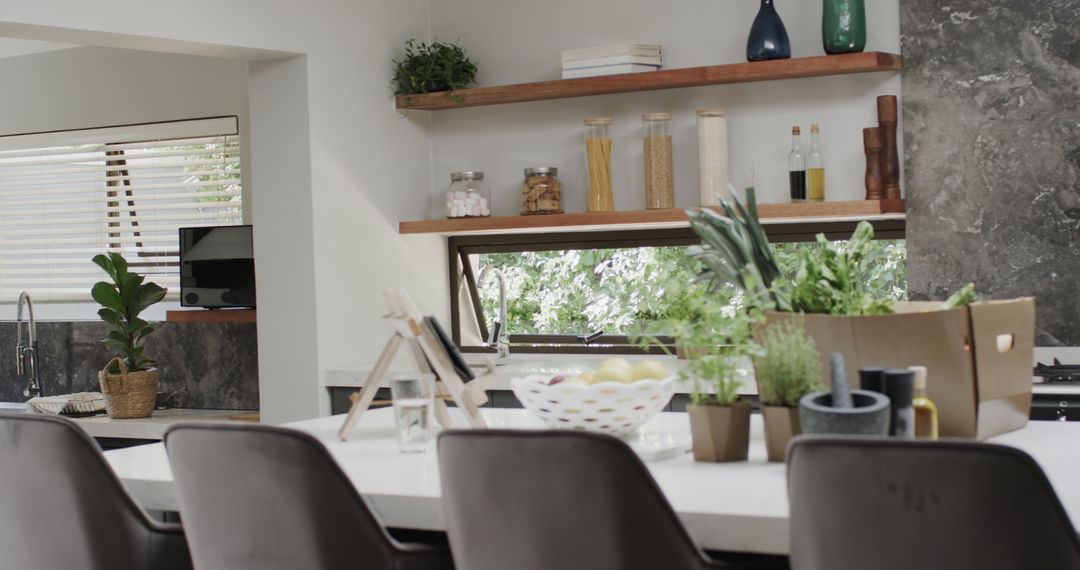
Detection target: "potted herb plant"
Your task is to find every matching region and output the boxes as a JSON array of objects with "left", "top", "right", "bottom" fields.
[
  {"left": 681, "top": 305, "right": 761, "bottom": 463},
  {"left": 91, "top": 252, "right": 167, "bottom": 419},
  {"left": 393, "top": 39, "right": 478, "bottom": 104},
  {"left": 753, "top": 319, "right": 822, "bottom": 462}
]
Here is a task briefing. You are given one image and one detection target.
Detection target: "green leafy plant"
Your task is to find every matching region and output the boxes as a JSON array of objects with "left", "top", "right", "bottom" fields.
[
  {"left": 91, "top": 253, "right": 168, "bottom": 373},
  {"left": 753, "top": 319, "right": 822, "bottom": 407},
  {"left": 788, "top": 221, "right": 893, "bottom": 315},
  {"left": 687, "top": 188, "right": 790, "bottom": 310},
  {"left": 685, "top": 307, "right": 762, "bottom": 407},
  {"left": 393, "top": 39, "right": 478, "bottom": 96},
  {"left": 635, "top": 294, "right": 762, "bottom": 407},
  {"left": 688, "top": 187, "right": 895, "bottom": 316},
  {"left": 944, "top": 282, "right": 978, "bottom": 309}
]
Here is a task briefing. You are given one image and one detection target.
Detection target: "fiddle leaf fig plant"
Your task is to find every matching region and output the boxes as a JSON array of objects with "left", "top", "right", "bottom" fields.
[{"left": 91, "top": 252, "right": 168, "bottom": 373}]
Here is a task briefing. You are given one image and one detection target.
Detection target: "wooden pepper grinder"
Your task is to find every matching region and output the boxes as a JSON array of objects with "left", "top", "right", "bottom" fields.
[
  {"left": 863, "top": 127, "right": 884, "bottom": 200},
  {"left": 877, "top": 95, "right": 901, "bottom": 199}
]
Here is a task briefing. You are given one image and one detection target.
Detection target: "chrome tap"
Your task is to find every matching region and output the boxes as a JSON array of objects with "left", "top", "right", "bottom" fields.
[
  {"left": 478, "top": 265, "right": 510, "bottom": 360},
  {"left": 15, "top": 292, "right": 40, "bottom": 399}
]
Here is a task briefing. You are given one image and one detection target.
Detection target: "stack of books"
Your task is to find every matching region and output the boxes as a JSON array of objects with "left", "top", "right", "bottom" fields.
[{"left": 561, "top": 44, "right": 662, "bottom": 79}]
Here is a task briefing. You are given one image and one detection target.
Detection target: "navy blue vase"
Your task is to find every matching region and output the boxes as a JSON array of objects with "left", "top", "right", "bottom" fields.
[{"left": 746, "top": 0, "right": 792, "bottom": 62}]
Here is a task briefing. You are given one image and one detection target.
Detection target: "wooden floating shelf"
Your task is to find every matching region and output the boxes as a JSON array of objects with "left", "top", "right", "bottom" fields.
[
  {"left": 166, "top": 309, "right": 257, "bottom": 324},
  {"left": 399, "top": 199, "right": 906, "bottom": 236},
  {"left": 396, "top": 52, "right": 901, "bottom": 111}
]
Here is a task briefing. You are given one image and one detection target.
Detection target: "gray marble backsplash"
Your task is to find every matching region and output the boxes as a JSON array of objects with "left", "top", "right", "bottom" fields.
[
  {"left": 0, "top": 322, "right": 258, "bottom": 409},
  {"left": 901, "top": 0, "right": 1080, "bottom": 346}
]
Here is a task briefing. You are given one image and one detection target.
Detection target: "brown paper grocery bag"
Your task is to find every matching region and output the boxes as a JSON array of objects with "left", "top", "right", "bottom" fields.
[{"left": 765, "top": 298, "right": 1034, "bottom": 440}]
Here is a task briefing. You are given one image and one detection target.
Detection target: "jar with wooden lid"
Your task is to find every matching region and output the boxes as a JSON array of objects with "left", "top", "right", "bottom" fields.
[
  {"left": 584, "top": 117, "right": 614, "bottom": 212},
  {"left": 520, "top": 167, "right": 563, "bottom": 215},
  {"left": 697, "top": 108, "right": 729, "bottom": 206},
  {"left": 642, "top": 112, "right": 674, "bottom": 209}
]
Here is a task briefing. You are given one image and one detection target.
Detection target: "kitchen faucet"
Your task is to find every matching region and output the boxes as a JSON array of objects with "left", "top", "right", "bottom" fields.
[
  {"left": 478, "top": 265, "right": 510, "bottom": 360},
  {"left": 16, "top": 291, "right": 40, "bottom": 399}
]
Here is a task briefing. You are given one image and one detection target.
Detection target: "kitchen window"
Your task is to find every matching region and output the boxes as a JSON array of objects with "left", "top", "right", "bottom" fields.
[
  {"left": 449, "top": 220, "right": 906, "bottom": 354},
  {"left": 0, "top": 117, "right": 242, "bottom": 302}
]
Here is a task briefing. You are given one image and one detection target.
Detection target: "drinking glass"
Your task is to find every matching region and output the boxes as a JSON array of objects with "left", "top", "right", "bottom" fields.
[{"left": 390, "top": 373, "right": 435, "bottom": 454}]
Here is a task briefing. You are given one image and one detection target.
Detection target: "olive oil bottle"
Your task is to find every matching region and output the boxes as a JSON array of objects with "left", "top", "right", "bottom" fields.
[
  {"left": 807, "top": 124, "right": 825, "bottom": 202},
  {"left": 910, "top": 366, "right": 939, "bottom": 440}
]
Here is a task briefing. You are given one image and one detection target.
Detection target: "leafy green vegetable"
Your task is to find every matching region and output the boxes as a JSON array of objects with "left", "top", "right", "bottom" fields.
[
  {"left": 753, "top": 319, "right": 822, "bottom": 407},
  {"left": 943, "top": 282, "right": 978, "bottom": 309},
  {"left": 789, "top": 221, "right": 894, "bottom": 316},
  {"left": 688, "top": 188, "right": 895, "bottom": 316},
  {"left": 392, "top": 39, "right": 478, "bottom": 96},
  {"left": 92, "top": 252, "right": 167, "bottom": 372},
  {"left": 687, "top": 188, "right": 791, "bottom": 310}
]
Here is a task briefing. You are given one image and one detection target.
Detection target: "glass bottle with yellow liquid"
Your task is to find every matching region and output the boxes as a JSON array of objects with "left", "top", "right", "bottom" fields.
[
  {"left": 807, "top": 124, "right": 825, "bottom": 202},
  {"left": 910, "top": 366, "right": 939, "bottom": 440}
]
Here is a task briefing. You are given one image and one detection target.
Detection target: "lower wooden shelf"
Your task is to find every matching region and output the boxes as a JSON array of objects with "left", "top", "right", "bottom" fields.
[
  {"left": 399, "top": 199, "right": 905, "bottom": 236},
  {"left": 166, "top": 309, "right": 257, "bottom": 324}
]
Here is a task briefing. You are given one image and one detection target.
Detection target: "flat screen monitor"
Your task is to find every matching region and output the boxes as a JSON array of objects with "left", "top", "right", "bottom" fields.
[{"left": 179, "top": 225, "right": 256, "bottom": 308}]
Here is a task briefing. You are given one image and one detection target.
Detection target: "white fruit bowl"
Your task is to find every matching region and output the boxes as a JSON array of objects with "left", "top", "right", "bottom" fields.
[{"left": 510, "top": 375, "right": 678, "bottom": 435}]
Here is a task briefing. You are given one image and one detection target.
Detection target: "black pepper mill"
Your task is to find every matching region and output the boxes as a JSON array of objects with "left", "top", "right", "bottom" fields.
[{"left": 884, "top": 369, "right": 915, "bottom": 439}]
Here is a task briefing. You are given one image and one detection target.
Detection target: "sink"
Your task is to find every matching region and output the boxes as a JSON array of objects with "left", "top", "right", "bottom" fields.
[{"left": 0, "top": 402, "right": 28, "bottom": 413}]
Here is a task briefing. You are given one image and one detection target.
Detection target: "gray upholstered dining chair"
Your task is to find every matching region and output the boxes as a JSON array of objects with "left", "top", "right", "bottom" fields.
[
  {"left": 0, "top": 412, "right": 192, "bottom": 570},
  {"left": 437, "top": 429, "right": 731, "bottom": 570},
  {"left": 164, "top": 423, "right": 454, "bottom": 570},
  {"left": 787, "top": 436, "right": 1080, "bottom": 570}
]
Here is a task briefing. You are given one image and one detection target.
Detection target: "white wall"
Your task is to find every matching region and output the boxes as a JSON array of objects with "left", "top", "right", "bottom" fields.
[
  {"left": 428, "top": 0, "right": 902, "bottom": 212},
  {"left": 0, "top": 0, "right": 903, "bottom": 423},
  {"left": 0, "top": 1, "right": 445, "bottom": 423},
  {"left": 0, "top": 45, "right": 250, "bottom": 322}
]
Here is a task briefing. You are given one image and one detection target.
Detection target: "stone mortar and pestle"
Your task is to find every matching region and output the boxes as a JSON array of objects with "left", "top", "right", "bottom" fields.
[{"left": 799, "top": 353, "right": 890, "bottom": 436}]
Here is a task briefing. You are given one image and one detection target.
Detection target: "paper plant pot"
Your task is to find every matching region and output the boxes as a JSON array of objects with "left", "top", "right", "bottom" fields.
[
  {"left": 688, "top": 402, "right": 751, "bottom": 463},
  {"left": 762, "top": 405, "right": 801, "bottom": 462}
]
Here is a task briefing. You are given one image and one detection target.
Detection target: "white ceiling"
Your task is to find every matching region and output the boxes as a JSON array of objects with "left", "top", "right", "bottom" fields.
[{"left": 0, "top": 37, "right": 76, "bottom": 58}]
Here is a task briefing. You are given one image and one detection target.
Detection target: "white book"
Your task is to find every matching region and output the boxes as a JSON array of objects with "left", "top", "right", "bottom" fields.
[
  {"left": 561, "top": 43, "right": 662, "bottom": 63},
  {"left": 562, "top": 54, "right": 663, "bottom": 70},
  {"left": 562, "top": 64, "right": 661, "bottom": 80}
]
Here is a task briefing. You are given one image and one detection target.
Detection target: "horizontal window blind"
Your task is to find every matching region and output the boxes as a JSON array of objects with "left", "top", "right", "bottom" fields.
[{"left": 0, "top": 117, "right": 242, "bottom": 302}]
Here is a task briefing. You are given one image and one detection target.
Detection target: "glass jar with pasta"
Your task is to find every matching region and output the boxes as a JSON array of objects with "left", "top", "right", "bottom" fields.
[{"left": 584, "top": 117, "right": 614, "bottom": 212}]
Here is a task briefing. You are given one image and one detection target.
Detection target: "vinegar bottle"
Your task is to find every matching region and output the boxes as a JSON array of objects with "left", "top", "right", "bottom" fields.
[
  {"left": 807, "top": 124, "right": 825, "bottom": 202},
  {"left": 788, "top": 126, "right": 806, "bottom": 202},
  {"left": 910, "top": 366, "right": 939, "bottom": 440}
]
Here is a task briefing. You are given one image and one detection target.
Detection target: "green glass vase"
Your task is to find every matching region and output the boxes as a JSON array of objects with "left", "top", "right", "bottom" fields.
[{"left": 822, "top": 0, "right": 866, "bottom": 54}]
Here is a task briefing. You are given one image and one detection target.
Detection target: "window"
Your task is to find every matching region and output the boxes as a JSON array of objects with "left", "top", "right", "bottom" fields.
[
  {"left": 0, "top": 117, "right": 242, "bottom": 301},
  {"left": 449, "top": 220, "right": 906, "bottom": 354}
]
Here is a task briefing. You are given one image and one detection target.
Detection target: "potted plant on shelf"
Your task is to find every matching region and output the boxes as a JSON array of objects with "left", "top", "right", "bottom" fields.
[
  {"left": 680, "top": 304, "right": 761, "bottom": 463},
  {"left": 392, "top": 39, "right": 478, "bottom": 105},
  {"left": 753, "top": 319, "right": 822, "bottom": 462},
  {"left": 91, "top": 252, "right": 167, "bottom": 419}
]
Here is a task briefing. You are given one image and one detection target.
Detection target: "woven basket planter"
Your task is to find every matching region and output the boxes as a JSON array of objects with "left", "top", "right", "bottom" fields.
[{"left": 98, "top": 357, "right": 158, "bottom": 419}]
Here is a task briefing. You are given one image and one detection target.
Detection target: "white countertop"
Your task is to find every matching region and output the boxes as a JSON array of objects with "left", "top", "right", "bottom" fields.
[
  {"left": 72, "top": 408, "right": 249, "bottom": 440},
  {"left": 326, "top": 353, "right": 759, "bottom": 395},
  {"left": 103, "top": 408, "right": 1080, "bottom": 555}
]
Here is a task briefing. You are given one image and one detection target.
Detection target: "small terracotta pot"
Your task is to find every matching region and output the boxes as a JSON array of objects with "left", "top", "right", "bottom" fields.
[
  {"left": 761, "top": 405, "right": 801, "bottom": 462},
  {"left": 688, "top": 402, "right": 751, "bottom": 462}
]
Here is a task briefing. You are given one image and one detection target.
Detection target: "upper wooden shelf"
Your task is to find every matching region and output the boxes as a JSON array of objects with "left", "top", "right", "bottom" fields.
[
  {"left": 399, "top": 199, "right": 905, "bottom": 236},
  {"left": 396, "top": 52, "right": 901, "bottom": 111}
]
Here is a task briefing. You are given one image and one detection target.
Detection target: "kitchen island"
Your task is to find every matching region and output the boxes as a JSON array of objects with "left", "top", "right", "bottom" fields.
[{"left": 103, "top": 409, "right": 1080, "bottom": 555}]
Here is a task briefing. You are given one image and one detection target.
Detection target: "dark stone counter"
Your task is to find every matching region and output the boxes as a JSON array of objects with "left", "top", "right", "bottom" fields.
[{"left": 0, "top": 321, "right": 258, "bottom": 409}]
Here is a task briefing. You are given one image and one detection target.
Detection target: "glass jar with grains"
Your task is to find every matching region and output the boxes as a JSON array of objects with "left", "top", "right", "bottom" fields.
[
  {"left": 642, "top": 113, "right": 674, "bottom": 209},
  {"left": 520, "top": 167, "right": 563, "bottom": 215}
]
